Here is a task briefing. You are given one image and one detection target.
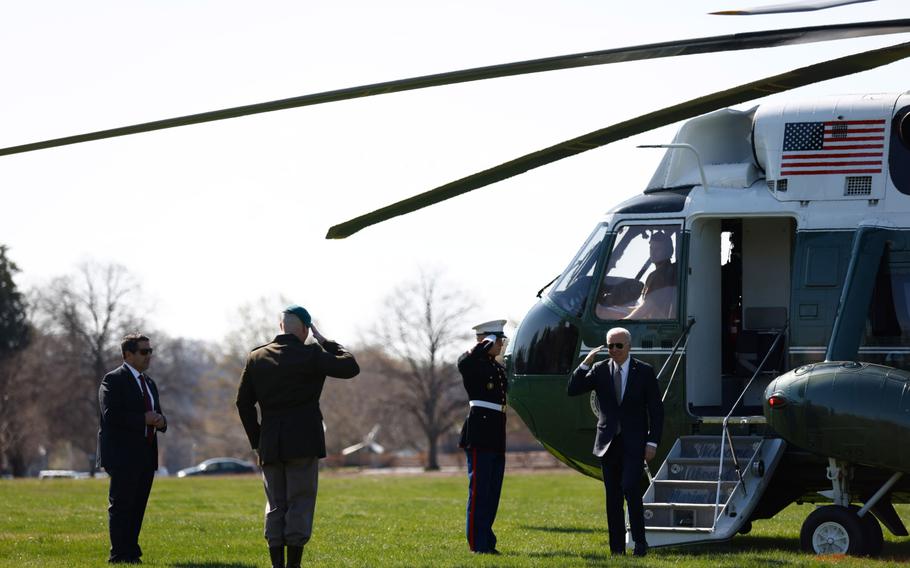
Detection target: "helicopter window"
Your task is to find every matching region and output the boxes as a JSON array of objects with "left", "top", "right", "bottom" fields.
[
  {"left": 548, "top": 224, "right": 608, "bottom": 317},
  {"left": 864, "top": 250, "right": 910, "bottom": 347},
  {"left": 890, "top": 106, "right": 910, "bottom": 196},
  {"left": 595, "top": 223, "right": 681, "bottom": 321}
]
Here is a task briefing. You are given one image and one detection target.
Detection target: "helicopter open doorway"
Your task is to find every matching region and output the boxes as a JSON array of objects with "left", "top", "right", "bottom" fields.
[{"left": 687, "top": 217, "right": 793, "bottom": 418}]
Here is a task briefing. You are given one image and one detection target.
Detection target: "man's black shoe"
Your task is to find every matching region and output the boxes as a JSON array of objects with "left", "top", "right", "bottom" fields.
[
  {"left": 633, "top": 542, "right": 648, "bottom": 557},
  {"left": 610, "top": 549, "right": 625, "bottom": 556},
  {"left": 473, "top": 549, "right": 501, "bottom": 555}
]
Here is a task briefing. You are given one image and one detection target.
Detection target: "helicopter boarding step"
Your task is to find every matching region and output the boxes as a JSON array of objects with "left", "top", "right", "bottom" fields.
[{"left": 639, "top": 435, "right": 786, "bottom": 548}]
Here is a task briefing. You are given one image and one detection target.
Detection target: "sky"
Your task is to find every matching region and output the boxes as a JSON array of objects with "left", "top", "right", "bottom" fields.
[{"left": 1, "top": 0, "right": 907, "bottom": 345}]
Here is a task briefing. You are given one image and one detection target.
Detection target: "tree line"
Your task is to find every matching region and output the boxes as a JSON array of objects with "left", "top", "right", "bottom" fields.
[{"left": 0, "top": 245, "right": 531, "bottom": 477}]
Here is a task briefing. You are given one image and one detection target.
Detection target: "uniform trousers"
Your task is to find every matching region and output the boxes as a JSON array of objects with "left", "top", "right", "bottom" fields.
[
  {"left": 465, "top": 449, "right": 505, "bottom": 552},
  {"left": 107, "top": 466, "right": 155, "bottom": 562},
  {"left": 600, "top": 432, "right": 647, "bottom": 552},
  {"left": 262, "top": 456, "right": 319, "bottom": 547}
]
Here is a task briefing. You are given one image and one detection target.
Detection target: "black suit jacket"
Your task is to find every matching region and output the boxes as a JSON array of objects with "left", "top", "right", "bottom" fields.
[
  {"left": 235, "top": 334, "right": 360, "bottom": 464},
  {"left": 97, "top": 364, "right": 166, "bottom": 471},
  {"left": 567, "top": 357, "right": 663, "bottom": 458}
]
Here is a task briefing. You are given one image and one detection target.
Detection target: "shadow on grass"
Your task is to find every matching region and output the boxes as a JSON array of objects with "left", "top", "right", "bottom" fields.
[
  {"left": 172, "top": 563, "right": 257, "bottom": 568},
  {"left": 519, "top": 524, "right": 600, "bottom": 534}
]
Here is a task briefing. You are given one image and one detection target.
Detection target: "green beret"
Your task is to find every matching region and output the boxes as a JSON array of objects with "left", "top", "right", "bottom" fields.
[{"left": 283, "top": 304, "right": 312, "bottom": 327}]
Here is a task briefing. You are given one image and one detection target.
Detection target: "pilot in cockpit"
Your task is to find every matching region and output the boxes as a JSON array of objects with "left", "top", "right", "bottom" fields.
[
  {"left": 595, "top": 229, "right": 678, "bottom": 321},
  {"left": 625, "top": 231, "right": 677, "bottom": 319}
]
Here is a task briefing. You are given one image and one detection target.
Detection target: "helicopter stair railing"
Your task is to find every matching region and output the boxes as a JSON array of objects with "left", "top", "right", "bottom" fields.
[
  {"left": 643, "top": 318, "right": 695, "bottom": 484},
  {"left": 637, "top": 325, "right": 789, "bottom": 549}
]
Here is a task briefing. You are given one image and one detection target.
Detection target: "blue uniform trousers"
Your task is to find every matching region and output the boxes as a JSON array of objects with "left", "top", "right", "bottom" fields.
[{"left": 465, "top": 448, "right": 505, "bottom": 552}]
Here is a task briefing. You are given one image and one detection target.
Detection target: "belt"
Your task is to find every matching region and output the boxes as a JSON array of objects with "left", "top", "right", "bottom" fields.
[{"left": 469, "top": 400, "right": 506, "bottom": 412}]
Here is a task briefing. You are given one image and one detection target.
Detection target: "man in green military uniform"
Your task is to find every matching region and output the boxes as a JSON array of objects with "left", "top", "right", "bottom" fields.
[
  {"left": 458, "top": 319, "right": 508, "bottom": 554},
  {"left": 236, "top": 305, "right": 360, "bottom": 568}
]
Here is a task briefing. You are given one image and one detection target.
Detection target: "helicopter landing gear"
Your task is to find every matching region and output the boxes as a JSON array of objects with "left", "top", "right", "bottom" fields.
[
  {"left": 799, "top": 459, "right": 900, "bottom": 557},
  {"left": 800, "top": 505, "right": 865, "bottom": 555}
]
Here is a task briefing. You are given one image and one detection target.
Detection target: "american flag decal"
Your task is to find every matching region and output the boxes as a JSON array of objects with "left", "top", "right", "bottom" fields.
[{"left": 780, "top": 119, "right": 885, "bottom": 176}]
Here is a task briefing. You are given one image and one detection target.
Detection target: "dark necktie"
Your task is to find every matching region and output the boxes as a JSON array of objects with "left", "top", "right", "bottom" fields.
[
  {"left": 613, "top": 363, "right": 623, "bottom": 404},
  {"left": 139, "top": 374, "right": 154, "bottom": 443},
  {"left": 613, "top": 363, "right": 623, "bottom": 435}
]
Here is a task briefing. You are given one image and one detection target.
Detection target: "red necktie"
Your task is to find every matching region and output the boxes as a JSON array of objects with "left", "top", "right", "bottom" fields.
[{"left": 139, "top": 374, "right": 154, "bottom": 443}]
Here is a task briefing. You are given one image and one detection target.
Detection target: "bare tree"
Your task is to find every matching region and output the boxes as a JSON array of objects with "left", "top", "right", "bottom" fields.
[{"left": 372, "top": 270, "right": 476, "bottom": 470}]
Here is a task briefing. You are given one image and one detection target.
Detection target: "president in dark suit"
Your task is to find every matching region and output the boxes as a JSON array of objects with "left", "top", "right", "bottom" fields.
[
  {"left": 236, "top": 305, "right": 360, "bottom": 568},
  {"left": 567, "top": 327, "right": 663, "bottom": 557},
  {"left": 97, "top": 333, "right": 167, "bottom": 564}
]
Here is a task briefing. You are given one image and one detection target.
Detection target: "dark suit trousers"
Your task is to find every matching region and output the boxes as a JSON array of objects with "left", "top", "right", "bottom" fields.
[
  {"left": 465, "top": 449, "right": 505, "bottom": 552},
  {"left": 600, "top": 433, "right": 646, "bottom": 552},
  {"left": 107, "top": 467, "right": 155, "bottom": 562}
]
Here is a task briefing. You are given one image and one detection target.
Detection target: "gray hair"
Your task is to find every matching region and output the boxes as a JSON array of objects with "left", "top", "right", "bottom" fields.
[
  {"left": 606, "top": 327, "right": 631, "bottom": 342},
  {"left": 281, "top": 312, "right": 306, "bottom": 334}
]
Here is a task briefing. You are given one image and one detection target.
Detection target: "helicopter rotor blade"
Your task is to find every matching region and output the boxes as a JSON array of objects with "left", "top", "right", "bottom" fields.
[
  {"left": 2, "top": 19, "right": 910, "bottom": 158},
  {"left": 712, "top": 0, "right": 876, "bottom": 15},
  {"left": 341, "top": 442, "right": 366, "bottom": 456},
  {"left": 326, "top": 40, "right": 910, "bottom": 239}
]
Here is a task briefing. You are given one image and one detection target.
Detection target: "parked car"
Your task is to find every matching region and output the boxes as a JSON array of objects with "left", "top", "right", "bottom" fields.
[{"left": 176, "top": 457, "right": 256, "bottom": 478}]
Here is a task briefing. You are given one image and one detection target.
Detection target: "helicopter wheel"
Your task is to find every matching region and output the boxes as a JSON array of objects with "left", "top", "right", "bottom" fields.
[
  {"left": 856, "top": 509, "right": 884, "bottom": 557},
  {"left": 737, "top": 520, "right": 752, "bottom": 535},
  {"left": 800, "top": 505, "right": 866, "bottom": 556}
]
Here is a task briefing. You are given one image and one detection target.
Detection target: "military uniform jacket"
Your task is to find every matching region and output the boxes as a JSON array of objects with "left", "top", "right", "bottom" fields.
[
  {"left": 457, "top": 342, "right": 508, "bottom": 453},
  {"left": 97, "top": 364, "right": 167, "bottom": 471},
  {"left": 235, "top": 334, "right": 360, "bottom": 464},
  {"left": 567, "top": 357, "right": 664, "bottom": 458}
]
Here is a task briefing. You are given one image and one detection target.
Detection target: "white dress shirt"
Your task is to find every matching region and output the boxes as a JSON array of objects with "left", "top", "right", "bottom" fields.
[{"left": 124, "top": 362, "right": 156, "bottom": 410}]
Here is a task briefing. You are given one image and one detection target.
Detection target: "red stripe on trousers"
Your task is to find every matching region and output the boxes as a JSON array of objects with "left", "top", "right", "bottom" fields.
[{"left": 469, "top": 448, "right": 477, "bottom": 551}]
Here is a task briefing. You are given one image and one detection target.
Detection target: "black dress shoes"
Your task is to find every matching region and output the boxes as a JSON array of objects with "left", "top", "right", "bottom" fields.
[
  {"left": 633, "top": 542, "right": 648, "bottom": 557},
  {"left": 474, "top": 549, "right": 501, "bottom": 555}
]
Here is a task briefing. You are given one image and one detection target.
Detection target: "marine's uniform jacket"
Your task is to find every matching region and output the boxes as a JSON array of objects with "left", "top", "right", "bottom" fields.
[
  {"left": 458, "top": 342, "right": 508, "bottom": 453},
  {"left": 97, "top": 364, "right": 167, "bottom": 471},
  {"left": 235, "top": 334, "right": 359, "bottom": 465}
]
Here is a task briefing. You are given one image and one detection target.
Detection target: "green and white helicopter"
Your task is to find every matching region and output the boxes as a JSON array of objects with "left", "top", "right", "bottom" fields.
[{"left": 4, "top": 0, "right": 910, "bottom": 557}]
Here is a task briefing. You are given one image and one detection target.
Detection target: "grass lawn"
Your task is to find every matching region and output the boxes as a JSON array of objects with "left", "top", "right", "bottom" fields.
[{"left": 1, "top": 469, "right": 909, "bottom": 567}]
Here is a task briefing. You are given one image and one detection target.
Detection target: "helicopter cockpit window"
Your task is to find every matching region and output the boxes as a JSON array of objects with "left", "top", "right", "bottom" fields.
[
  {"left": 548, "top": 224, "right": 608, "bottom": 317},
  {"left": 595, "top": 224, "right": 681, "bottom": 321}
]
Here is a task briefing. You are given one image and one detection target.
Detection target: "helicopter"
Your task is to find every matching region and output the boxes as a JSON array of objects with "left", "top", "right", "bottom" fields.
[{"left": 3, "top": 0, "right": 910, "bottom": 559}]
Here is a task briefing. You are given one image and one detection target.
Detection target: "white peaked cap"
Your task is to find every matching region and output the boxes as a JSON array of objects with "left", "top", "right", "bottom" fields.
[{"left": 472, "top": 319, "right": 507, "bottom": 336}]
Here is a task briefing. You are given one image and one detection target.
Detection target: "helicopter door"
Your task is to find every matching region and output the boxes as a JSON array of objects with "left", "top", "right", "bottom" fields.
[{"left": 686, "top": 217, "right": 793, "bottom": 417}]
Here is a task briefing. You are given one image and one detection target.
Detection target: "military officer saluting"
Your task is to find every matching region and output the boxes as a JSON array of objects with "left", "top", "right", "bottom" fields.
[{"left": 458, "top": 319, "right": 508, "bottom": 555}]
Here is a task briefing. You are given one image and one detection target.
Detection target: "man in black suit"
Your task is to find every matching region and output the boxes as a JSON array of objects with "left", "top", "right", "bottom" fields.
[
  {"left": 567, "top": 327, "right": 663, "bottom": 557},
  {"left": 97, "top": 333, "right": 167, "bottom": 564},
  {"left": 236, "top": 305, "right": 360, "bottom": 568}
]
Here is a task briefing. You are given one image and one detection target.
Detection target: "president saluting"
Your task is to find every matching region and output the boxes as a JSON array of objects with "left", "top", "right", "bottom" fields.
[{"left": 568, "top": 327, "right": 663, "bottom": 557}]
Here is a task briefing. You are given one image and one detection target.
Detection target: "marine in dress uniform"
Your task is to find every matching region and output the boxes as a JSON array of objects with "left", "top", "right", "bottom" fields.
[{"left": 458, "top": 319, "right": 508, "bottom": 554}]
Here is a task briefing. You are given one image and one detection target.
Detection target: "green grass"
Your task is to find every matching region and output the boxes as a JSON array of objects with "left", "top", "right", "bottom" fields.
[{"left": 2, "top": 470, "right": 910, "bottom": 567}]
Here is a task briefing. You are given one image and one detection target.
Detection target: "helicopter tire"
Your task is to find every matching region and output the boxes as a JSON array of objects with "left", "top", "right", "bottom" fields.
[
  {"left": 799, "top": 505, "right": 866, "bottom": 556},
  {"left": 856, "top": 509, "right": 884, "bottom": 557},
  {"left": 737, "top": 520, "right": 752, "bottom": 535}
]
